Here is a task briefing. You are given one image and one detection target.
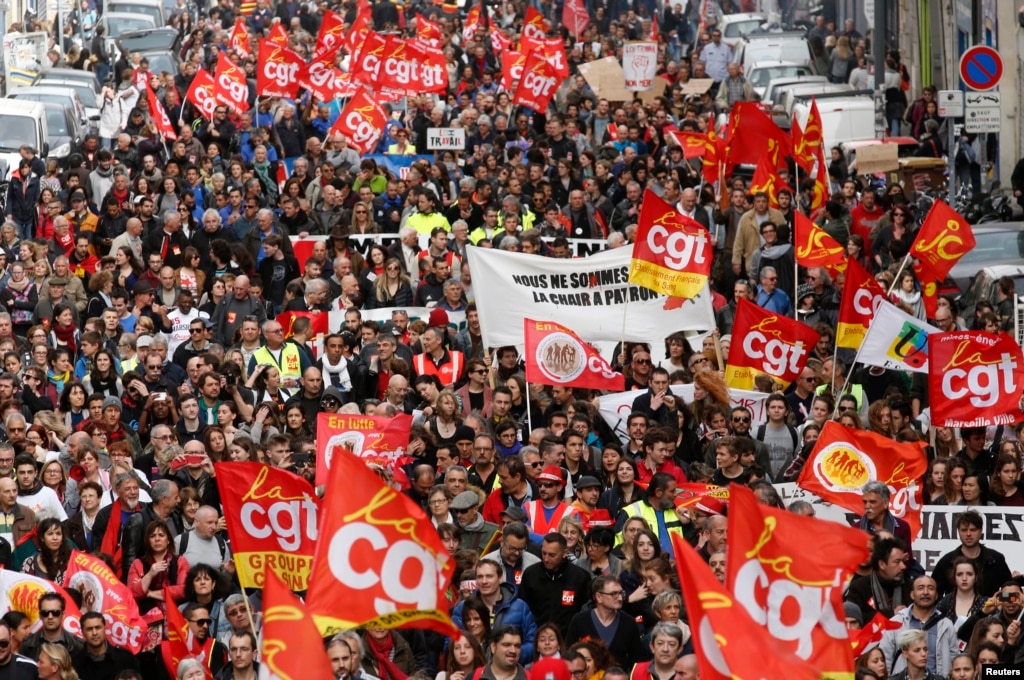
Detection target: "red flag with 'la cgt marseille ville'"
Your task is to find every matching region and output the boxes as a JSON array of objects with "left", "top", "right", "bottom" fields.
[
  {"left": 524, "top": 318, "right": 624, "bottom": 391},
  {"left": 928, "top": 330, "right": 1024, "bottom": 428}
]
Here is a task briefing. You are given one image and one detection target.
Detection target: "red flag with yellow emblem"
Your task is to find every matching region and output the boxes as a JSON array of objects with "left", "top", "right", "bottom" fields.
[
  {"left": 793, "top": 99, "right": 824, "bottom": 172},
  {"left": 262, "top": 569, "right": 334, "bottom": 679},
  {"left": 306, "top": 445, "right": 459, "bottom": 638},
  {"left": 796, "top": 421, "right": 928, "bottom": 537},
  {"left": 928, "top": 330, "right": 1024, "bottom": 429},
  {"left": 910, "top": 200, "right": 976, "bottom": 283},
  {"left": 229, "top": 17, "right": 251, "bottom": 59},
  {"left": 748, "top": 155, "right": 791, "bottom": 209},
  {"left": 313, "top": 9, "right": 346, "bottom": 56},
  {"left": 672, "top": 534, "right": 820, "bottom": 680},
  {"left": 668, "top": 131, "right": 709, "bottom": 160},
  {"left": 793, "top": 211, "right": 846, "bottom": 275},
  {"left": 726, "top": 485, "right": 869, "bottom": 679},
  {"left": 725, "top": 102, "right": 791, "bottom": 171},
  {"left": 725, "top": 298, "right": 819, "bottom": 391}
]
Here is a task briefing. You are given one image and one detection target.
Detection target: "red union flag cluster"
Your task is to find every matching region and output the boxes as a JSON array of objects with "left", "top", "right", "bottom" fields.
[
  {"left": 629, "top": 190, "right": 712, "bottom": 299},
  {"left": 524, "top": 319, "right": 624, "bottom": 391},
  {"left": 257, "top": 39, "right": 304, "bottom": 99},
  {"left": 307, "top": 446, "right": 458, "bottom": 638},
  {"left": 185, "top": 69, "right": 217, "bottom": 120},
  {"left": 726, "top": 486, "right": 869, "bottom": 678},
  {"left": 513, "top": 52, "right": 559, "bottom": 113},
  {"left": 213, "top": 53, "right": 248, "bottom": 115},
  {"left": 725, "top": 298, "right": 818, "bottom": 390},
  {"left": 928, "top": 331, "right": 1024, "bottom": 428},
  {"left": 262, "top": 570, "right": 334, "bottom": 680},
  {"left": 216, "top": 463, "right": 319, "bottom": 590},
  {"left": 672, "top": 534, "right": 820, "bottom": 680},
  {"left": 797, "top": 421, "right": 928, "bottom": 537}
]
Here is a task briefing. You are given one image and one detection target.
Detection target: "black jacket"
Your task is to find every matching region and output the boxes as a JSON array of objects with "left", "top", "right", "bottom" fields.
[
  {"left": 565, "top": 605, "right": 648, "bottom": 669},
  {"left": 519, "top": 560, "right": 593, "bottom": 636},
  {"left": 6, "top": 173, "right": 40, "bottom": 225},
  {"left": 143, "top": 228, "right": 188, "bottom": 268},
  {"left": 932, "top": 543, "right": 1011, "bottom": 600},
  {"left": 73, "top": 643, "right": 140, "bottom": 680}
]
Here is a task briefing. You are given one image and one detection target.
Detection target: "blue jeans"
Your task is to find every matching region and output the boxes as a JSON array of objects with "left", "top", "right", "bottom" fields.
[{"left": 11, "top": 219, "right": 32, "bottom": 241}]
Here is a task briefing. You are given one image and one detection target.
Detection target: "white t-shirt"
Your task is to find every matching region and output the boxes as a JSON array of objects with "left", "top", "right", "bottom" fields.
[{"left": 18, "top": 486, "right": 67, "bottom": 521}]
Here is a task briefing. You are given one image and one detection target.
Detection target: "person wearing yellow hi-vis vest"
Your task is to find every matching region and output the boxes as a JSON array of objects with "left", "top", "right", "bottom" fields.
[
  {"left": 406, "top": 189, "right": 451, "bottom": 235},
  {"left": 614, "top": 473, "right": 695, "bottom": 558},
  {"left": 247, "top": 319, "right": 310, "bottom": 386}
]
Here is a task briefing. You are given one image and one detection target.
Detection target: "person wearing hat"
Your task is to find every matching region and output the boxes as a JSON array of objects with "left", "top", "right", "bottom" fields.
[
  {"left": 844, "top": 602, "right": 864, "bottom": 630},
  {"left": 411, "top": 326, "right": 465, "bottom": 389},
  {"left": 450, "top": 490, "right": 499, "bottom": 554},
  {"left": 569, "top": 475, "right": 603, "bottom": 526},
  {"left": 481, "top": 521, "right": 540, "bottom": 586},
  {"left": 130, "top": 280, "right": 173, "bottom": 334},
  {"left": 615, "top": 472, "right": 693, "bottom": 559},
  {"left": 33, "top": 276, "right": 80, "bottom": 328},
  {"left": 524, "top": 465, "right": 578, "bottom": 542}
]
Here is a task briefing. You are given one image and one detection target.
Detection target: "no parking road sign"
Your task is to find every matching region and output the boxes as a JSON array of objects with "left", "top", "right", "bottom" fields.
[{"left": 959, "top": 45, "right": 1003, "bottom": 91}]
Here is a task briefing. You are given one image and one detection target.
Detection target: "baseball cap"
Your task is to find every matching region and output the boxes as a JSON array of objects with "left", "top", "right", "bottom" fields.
[
  {"left": 380, "top": 321, "right": 401, "bottom": 336},
  {"left": 530, "top": 657, "right": 571, "bottom": 680},
  {"left": 576, "top": 476, "right": 602, "bottom": 490},
  {"left": 537, "top": 466, "right": 565, "bottom": 485},
  {"left": 500, "top": 507, "right": 528, "bottom": 523},
  {"left": 136, "top": 335, "right": 153, "bottom": 348}
]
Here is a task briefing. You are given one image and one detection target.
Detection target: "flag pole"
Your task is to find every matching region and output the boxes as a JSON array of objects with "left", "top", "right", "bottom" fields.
[
  {"left": 887, "top": 253, "right": 912, "bottom": 296},
  {"left": 525, "top": 378, "right": 534, "bottom": 433},
  {"left": 794, "top": 259, "right": 799, "bottom": 319},
  {"left": 831, "top": 341, "right": 865, "bottom": 419}
]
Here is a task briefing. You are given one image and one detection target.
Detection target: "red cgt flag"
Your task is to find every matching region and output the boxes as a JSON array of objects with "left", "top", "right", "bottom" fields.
[
  {"left": 329, "top": 88, "right": 387, "bottom": 154},
  {"left": 462, "top": 0, "right": 484, "bottom": 41},
  {"left": 298, "top": 49, "right": 339, "bottom": 103},
  {"left": 346, "top": 0, "right": 372, "bottom": 56},
  {"left": 306, "top": 445, "right": 459, "bottom": 638},
  {"left": 161, "top": 586, "right": 211, "bottom": 679},
  {"left": 512, "top": 52, "right": 559, "bottom": 113},
  {"left": 836, "top": 258, "right": 886, "bottom": 350},
  {"left": 910, "top": 200, "right": 976, "bottom": 283},
  {"left": 416, "top": 14, "right": 442, "bottom": 44},
  {"left": 748, "top": 154, "right": 791, "bottom": 209},
  {"left": 672, "top": 534, "right": 820, "bottom": 680},
  {"left": 313, "top": 9, "right": 346, "bottom": 57},
  {"left": 266, "top": 21, "right": 289, "bottom": 47},
  {"left": 793, "top": 99, "right": 824, "bottom": 172},
  {"left": 524, "top": 319, "right": 624, "bottom": 391},
  {"left": 185, "top": 68, "right": 217, "bottom": 120},
  {"left": 256, "top": 38, "right": 304, "bottom": 100},
  {"left": 724, "top": 298, "right": 819, "bottom": 391},
  {"left": 852, "top": 612, "right": 902, "bottom": 657},
  {"left": 500, "top": 50, "right": 527, "bottom": 91},
  {"left": 146, "top": 86, "right": 177, "bottom": 141},
  {"left": 213, "top": 53, "right": 248, "bottom": 115},
  {"left": 562, "top": 0, "right": 590, "bottom": 39},
  {"left": 262, "top": 569, "right": 334, "bottom": 680},
  {"left": 491, "top": 28, "right": 512, "bottom": 55},
  {"left": 629, "top": 189, "right": 712, "bottom": 298},
  {"left": 520, "top": 5, "right": 546, "bottom": 47},
  {"left": 215, "top": 462, "right": 319, "bottom": 590},
  {"left": 229, "top": 17, "right": 251, "bottom": 59},
  {"left": 726, "top": 485, "right": 869, "bottom": 678},
  {"left": 315, "top": 412, "right": 413, "bottom": 486},
  {"left": 794, "top": 211, "right": 846, "bottom": 275},
  {"left": 796, "top": 421, "right": 928, "bottom": 537},
  {"left": 928, "top": 331, "right": 1024, "bottom": 428}
]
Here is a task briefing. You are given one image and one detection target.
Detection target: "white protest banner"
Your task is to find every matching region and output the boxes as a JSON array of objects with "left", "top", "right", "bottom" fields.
[
  {"left": 859, "top": 302, "right": 937, "bottom": 373},
  {"left": 467, "top": 245, "right": 716, "bottom": 348},
  {"left": 329, "top": 307, "right": 467, "bottom": 331},
  {"left": 599, "top": 386, "right": 768, "bottom": 446},
  {"left": 772, "top": 483, "right": 1024, "bottom": 575},
  {"left": 623, "top": 42, "right": 658, "bottom": 91}
]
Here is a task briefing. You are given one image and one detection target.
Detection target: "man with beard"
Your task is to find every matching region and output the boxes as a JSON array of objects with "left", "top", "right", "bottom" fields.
[
  {"left": 73, "top": 611, "right": 139, "bottom": 679},
  {"left": 182, "top": 603, "right": 228, "bottom": 674},
  {"left": 845, "top": 536, "right": 911, "bottom": 620},
  {"left": 878, "top": 576, "right": 959, "bottom": 677}
]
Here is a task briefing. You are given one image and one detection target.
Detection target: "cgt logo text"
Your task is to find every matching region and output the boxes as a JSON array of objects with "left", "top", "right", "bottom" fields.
[
  {"left": 742, "top": 331, "right": 808, "bottom": 376},
  {"left": 646, "top": 222, "right": 709, "bottom": 269},
  {"left": 941, "top": 353, "right": 1019, "bottom": 407}
]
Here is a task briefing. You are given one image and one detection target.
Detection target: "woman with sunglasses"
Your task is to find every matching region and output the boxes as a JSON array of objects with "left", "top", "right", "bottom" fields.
[{"left": 872, "top": 204, "right": 914, "bottom": 271}]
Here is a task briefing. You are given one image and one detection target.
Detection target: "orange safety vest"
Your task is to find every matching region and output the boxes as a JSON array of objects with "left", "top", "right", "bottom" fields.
[
  {"left": 413, "top": 350, "right": 465, "bottom": 386},
  {"left": 524, "top": 500, "right": 576, "bottom": 535}
]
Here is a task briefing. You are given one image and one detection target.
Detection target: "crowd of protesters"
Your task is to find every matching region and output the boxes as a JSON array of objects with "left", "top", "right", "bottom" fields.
[{"left": 0, "top": 0, "right": 1014, "bottom": 679}]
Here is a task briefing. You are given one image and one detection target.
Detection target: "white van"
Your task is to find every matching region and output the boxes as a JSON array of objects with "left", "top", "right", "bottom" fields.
[
  {"left": 0, "top": 100, "right": 49, "bottom": 180},
  {"left": 792, "top": 94, "right": 876, "bottom": 152}
]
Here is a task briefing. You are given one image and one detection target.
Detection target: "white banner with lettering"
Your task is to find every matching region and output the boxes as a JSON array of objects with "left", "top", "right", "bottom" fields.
[
  {"left": 623, "top": 42, "right": 658, "bottom": 91},
  {"left": 467, "top": 245, "right": 716, "bottom": 348},
  {"left": 774, "top": 484, "right": 1023, "bottom": 575}
]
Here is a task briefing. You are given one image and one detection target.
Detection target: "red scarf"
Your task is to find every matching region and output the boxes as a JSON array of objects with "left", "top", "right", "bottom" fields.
[
  {"left": 366, "top": 634, "right": 407, "bottom": 680},
  {"left": 52, "top": 322, "right": 78, "bottom": 355}
]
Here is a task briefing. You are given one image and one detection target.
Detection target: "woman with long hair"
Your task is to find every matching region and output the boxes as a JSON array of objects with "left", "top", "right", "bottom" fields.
[
  {"left": 989, "top": 453, "right": 1024, "bottom": 506},
  {"left": 867, "top": 400, "right": 893, "bottom": 437},
  {"left": 559, "top": 516, "right": 586, "bottom": 563},
  {"left": 925, "top": 457, "right": 947, "bottom": 504},
  {"left": 37, "top": 643, "right": 79, "bottom": 680},
  {"left": 48, "top": 304, "right": 79, "bottom": 356},
  {"left": 932, "top": 427, "right": 961, "bottom": 460},
  {"left": 629, "top": 555, "right": 678, "bottom": 632},
  {"left": 505, "top": 374, "right": 542, "bottom": 427},
  {"left": 21, "top": 518, "right": 72, "bottom": 584},
  {"left": 854, "top": 647, "right": 887, "bottom": 679},
  {"left": 936, "top": 556, "right": 986, "bottom": 629},
  {"left": 533, "top": 622, "right": 566, "bottom": 662},
  {"left": 282, "top": 404, "right": 313, "bottom": 439},
  {"left": 176, "top": 247, "right": 206, "bottom": 297},
  {"left": 367, "top": 257, "right": 414, "bottom": 309},
  {"left": 598, "top": 446, "right": 624, "bottom": 489},
  {"left": 180, "top": 563, "right": 231, "bottom": 637},
  {"left": 41, "top": 460, "right": 78, "bottom": 517},
  {"left": 438, "top": 633, "right": 486, "bottom": 680},
  {"left": 458, "top": 595, "right": 491, "bottom": 648},
  {"left": 942, "top": 459, "right": 968, "bottom": 504},
  {"left": 2, "top": 611, "right": 31, "bottom": 654},
  {"left": 128, "top": 519, "right": 190, "bottom": 612},
  {"left": 0, "top": 261, "right": 38, "bottom": 337},
  {"left": 957, "top": 471, "right": 992, "bottom": 506},
  {"left": 157, "top": 176, "right": 182, "bottom": 214},
  {"left": 246, "top": 364, "right": 291, "bottom": 410},
  {"left": 350, "top": 201, "right": 381, "bottom": 234},
  {"left": 966, "top": 618, "right": 1005, "bottom": 659},
  {"left": 114, "top": 246, "right": 142, "bottom": 292},
  {"left": 82, "top": 349, "right": 120, "bottom": 397},
  {"left": 202, "top": 426, "right": 230, "bottom": 463},
  {"left": 228, "top": 436, "right": 260, "bottom": 463},
  {"left": 691, "top": 370, "right": 731, "bottom": 426},
  {"left": 621, "top": 528, "right": 661, "bottom": 608},
  {"left": 85, "top": 270, "right": 115, "bottom": 320},
  {"left": 598, "top": 459, "right": 641, "bottom": 520},
  {"left": 359, "top": 244, "right": 389, "bottom": 293},
  {"left": 427, "top": 390, "right": 463, "bottom": 450}
]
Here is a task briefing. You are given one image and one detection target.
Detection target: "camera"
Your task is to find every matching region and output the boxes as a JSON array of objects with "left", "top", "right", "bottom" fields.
[{"left": 224, "top": 373, "right": 236, "bottom": 386}]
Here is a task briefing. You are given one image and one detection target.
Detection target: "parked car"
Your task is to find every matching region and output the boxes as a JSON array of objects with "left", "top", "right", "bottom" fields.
[
  {"left": 958, "top": 264, "right": 1024, "bottom": 340},
  {"left": 34, "top": 68, "right": 101, "bottom": 94},
  {"left": 31, "top": 78, "right": 100, "bottom": 123},
  {"left": 948, "top": 226, "right": 1024, "bottom": 295},
  {"left": 0, "top": 99, "right": 49, "bottom": 180},
  {"left": 116, "top": 27, "right": 182, "bottom": 77},
  {"left": 6, "top": 86, "right": 91, "bottom": 134},
  {"left": 40, "top": 102, "right": 84, "bottom": 168},
  {"left": 744, "top": 60, "right": 814, "bottom": 99},
  {"left": 717, "top": 13, "right": 768, "bottom": 47}
]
